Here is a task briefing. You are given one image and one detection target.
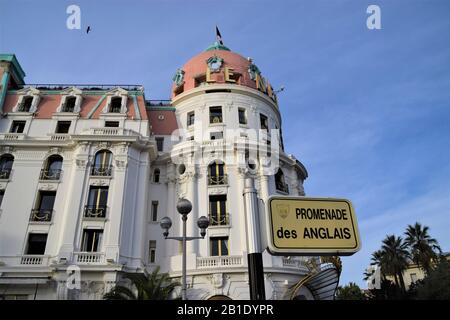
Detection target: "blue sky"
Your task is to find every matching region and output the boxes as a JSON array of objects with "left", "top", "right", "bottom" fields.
[{"left": 1, "top": 0, "right": 449, "bottom": 288}]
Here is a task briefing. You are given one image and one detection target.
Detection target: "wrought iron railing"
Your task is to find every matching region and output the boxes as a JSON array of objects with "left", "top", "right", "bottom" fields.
[
  {"left": 17, "top": 84, "right": 143, "bottom": 91},
  {"left": 209, "top": 214, "right": 229, "bottom": 226},
  {"left": 208, "top": 174, "right": 228, "bottom": 185},
  {"left": 39, "top": 169, "right": 62, "bottom": 180},
  {"left": 0, "top": 168, "right": 12, "bottom": 179},
  {"left": 61, "top": 106, "right": 75, "bottom": 113},
  {"left": 84, "top": 205, "right": 107, "bottom": 218},
  {"left": 90, "top": 165, "right": 112, "bottom": 176},
  {"left": 145, "top": 100, "right": 172, "bottom": 107},
  {"left": 30, "top": 209, "right": 53, "bottom": 222}
]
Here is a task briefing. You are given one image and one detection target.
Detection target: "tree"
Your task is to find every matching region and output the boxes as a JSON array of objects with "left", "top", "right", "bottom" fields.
[
  {"left": 380, "top": 235, "right": 409, "bottom": 293},
  {"left": 404, "top": 222, "right": 441, "bottom": 274},
  {"left": 415, "top": 259, "right": 450, "bottom": 300},
  {"left": 335, "top": 282, "right": 366, "bottom": 300},
  {"left": 103, "top": 266, "right": 180, "bottom": 300}
]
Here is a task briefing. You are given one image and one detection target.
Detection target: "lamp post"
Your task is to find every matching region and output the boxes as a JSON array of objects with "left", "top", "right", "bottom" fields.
[{"left": 160, "top": 198, "right": 209, "bottom": 300}]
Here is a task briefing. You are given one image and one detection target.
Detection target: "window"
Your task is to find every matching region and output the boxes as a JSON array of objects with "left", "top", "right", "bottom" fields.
[
  {"left": 210, "top": 237, "right": 228, "bottom": 256},
  {"left": 156, "top": 137, "right": 164, "bottom": 152},
  {"left": 26, "top": 233, "right": 48, "bottom": 255},
  {"left": 110, "top": 97, "right": 122, "bottom": 113},
  {"left": 208, "top": 161, "right": 226, "bottom": 185},
  {"left": 63, "top": 96, "right": 76, "bottom": 112},
  {"left": 210, "top": 131, "right": 223, "bottom": 140},
  {"left": 209, "top": 195, "right": 228, "bottom": 226},
  {"left": 151, "top": 201, "right": 158, "bottom": 222},
  {"left": 275, "top": 169, "right": 289, "bottom": 193},
  {"left": 149, "top": 240, "right": 156, "bottom": 263},
  {"left": 19, "top": 96, "right": 33, "bottom": 112},
  {"left": 0, "top": 154, "right": 14, "bottom": 179},
  {"left": 81, "top": 229, "right": 103, "bottom": 252},
  {"left": 209, "top": 106, "right": 223, "bottom": 124},
  {"left": 410, "top": 273, "right": 418, "bottom": 283},
  {"left": 41, "top": 155, "right": 63, "bottom": 180},
  {"left": 153, "top": 168, "right": 160, "bottom": 183},
  {"left": 260, "top": 114, "right": 268, "bottom": 130},
  {"left": 85, "top": 186, "right": 108, "bottom": 218},
  {"left": 105, "top": 121, "right": 119, "bottom": 127},
  {"left": 238, "top": 108, "right": 247, "bottom": 125},
  {"left": 0, "top": 190, "right": 4, "bottom": 207},
  {"left": 187, "top": 111, "right": 195, "bottom": 126},
  {"left": 31, "top": 191, "right": 56, "bottom": 222},
  {"left": 10, "top": 121, "right": 25, "bottom": 133},
  {"left": 92, "top": 150, "right": 112, "bottom": 176},
  {"left": 56, "top": 121, "right": 71, "bottom": 134}
]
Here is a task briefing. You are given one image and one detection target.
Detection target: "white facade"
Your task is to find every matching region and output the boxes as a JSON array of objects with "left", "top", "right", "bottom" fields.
[{"left": 0, "top": 48, "right": 338, "bottom": 300}]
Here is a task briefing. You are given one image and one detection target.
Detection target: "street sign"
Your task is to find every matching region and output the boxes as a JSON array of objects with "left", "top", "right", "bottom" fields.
[{"left": 266, "top": 196, "right": 361, "bottom": 256}]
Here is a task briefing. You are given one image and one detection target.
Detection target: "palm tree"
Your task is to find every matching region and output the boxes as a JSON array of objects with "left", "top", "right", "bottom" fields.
[
  {"left": 103, "top": 266, "right": 180, "bottom": 300},
  {"left": 404, "top": 222, "right": 441, "bottom": 274},
  {"left": 380, "top": 235, "right": 409, "bottom": 293}
]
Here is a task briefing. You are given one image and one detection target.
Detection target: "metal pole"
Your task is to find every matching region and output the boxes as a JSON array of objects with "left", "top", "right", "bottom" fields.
[
  {"left": 243, "top": 177, "right": 266, "bottom": 300},
  {"left": 181, "top": 214, "right": 187, "bottom": 300}
]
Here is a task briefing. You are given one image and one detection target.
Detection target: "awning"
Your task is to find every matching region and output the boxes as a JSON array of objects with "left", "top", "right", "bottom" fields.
[{"left": 289, "top": 264, "right": 340, "bottom": 300}]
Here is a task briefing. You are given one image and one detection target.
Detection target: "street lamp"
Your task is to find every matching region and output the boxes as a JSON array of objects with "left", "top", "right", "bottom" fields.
[{"left": 160, "top": 198, "right": 209, "bottom": 300}]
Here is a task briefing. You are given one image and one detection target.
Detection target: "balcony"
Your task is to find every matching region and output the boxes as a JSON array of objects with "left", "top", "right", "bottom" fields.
[
  {"left": 30, "top": 209, "right": 53, "bottom": 222},
  {"left": 20, "top": 255, "right": 47, "bottom": 265},
  {"left": 208, "top": 174, "right": 228, "bottom": 186},
  {"left": 73, "top": 252, "right": 105, "bottom": 264},
  {"left": 0, "top": 133, "right": 26, "bottom": 141},
  {"left": 276, "top": 181, "right": 289, "bottom": 194},
  {"left": 84, "top": 205, "right": 107, "bottom": 218},
  {"left": 0, "top": 168, "right": 12, "bottom": 179},
  {"left": 282, "top": 257, "right": 308, "bottom": 270},
  {"left": 209, "top": 214, "right": 229, "bottom": 226},
  {"left": 90, "top": 165, "right": 112, "bottom": 177},
  {"left": 39, "top": 169, "right": 62, "bottom": 181},
  {"left": 197, "top": 255, "right": 244, "bottom": 269}
]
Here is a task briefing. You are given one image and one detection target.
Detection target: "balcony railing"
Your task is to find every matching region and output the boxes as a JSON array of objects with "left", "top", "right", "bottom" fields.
[
  {"left": 90, "top": 165, "right": 112, "bottom": 176},
  {"left": 208, "top": 174, "right": 228, "bottom": 185},
  {"left": 0, "top": 168, "right": 12, "bottom": 179},
  {"left": 209, "top": 214, "right": 229, "bottom": 226},
  {"left": 196, "top": 255, "right": 244, "bottom": 269},
  {"left": 276, "top": 181, "right": 289, "bottom": 193},
  {"left": 282, "top": 257, "right": 308, "bottom": 269},
  {"left": 84, "top": 205, "right": 107, "bottom": 218},
  {"left": 61, "top": 106, "right": 75, "bottom": 113},
  {"left": 20, "top": 255, "right": 45, "bottom": 265},
  {"left": 18, "top": 84, "right": 143, "bottom": 91},
  {"left": 39, "top": 169, "right": 62, "bottom": 180},
  {"left": 73, "top": 252, "right": 105, "bottom": 264},
  {"left": 30, "top": 209, "right": 53, "bottom": 222}
]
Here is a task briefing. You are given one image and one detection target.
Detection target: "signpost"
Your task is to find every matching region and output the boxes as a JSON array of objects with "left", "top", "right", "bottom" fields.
[{"left": 266, "top": 196, "right": 361, "bottom": 256}]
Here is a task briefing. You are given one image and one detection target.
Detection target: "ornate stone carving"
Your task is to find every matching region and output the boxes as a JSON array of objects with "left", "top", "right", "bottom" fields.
[
  {"left": 75, "top": 158, "right": 88, "bottom": 169},
  {"left": 0, "top": 146, "right": 14, "bottom": 154},
  {"left": 39, "top": 183, "right": 58, "bottom": 191},
  {"left": 90, "top": 179, "right": 109, "bottom": 186},
  {"left": 115, "top": 158, "right": 128, "bottom": 170},
  {"left": 209, "top": 187, "right": 227, "bottom": 195},
  {"left": 49, "top": 147, "right": 62, "bottom": 155}
]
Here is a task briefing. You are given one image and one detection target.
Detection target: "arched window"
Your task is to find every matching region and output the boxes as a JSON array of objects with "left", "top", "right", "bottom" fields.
[
  {"left": 109, "top": 97, "right": 122, "bottom": 113},
  {"left": 0, "top": 154, "right": 14, "bottom": 179},
  {"left": 275, "top": 168, "right": 289, "bottom": 193},
  {"left": 153, "top": 168, "right": 160, "bottom": 183},
  {"left": 91, "top": 150, "right": 113, "bottom": 176},
  {"left": 40, "top": 155, "right": 63, "bottom": 180},
  {"left": 19, "top": 96, "right": 33, "bottom": 112},
  {"left": 208, "top": 161, "right": 227, "bottom": 185},
  {"left": 63, "top": 96, "right": 76, "bottom": 112}
]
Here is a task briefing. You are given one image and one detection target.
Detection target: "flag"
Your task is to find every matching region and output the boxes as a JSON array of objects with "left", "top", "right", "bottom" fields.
[{"left": 216, "top": 26, "right": 223, "bottom": 45}]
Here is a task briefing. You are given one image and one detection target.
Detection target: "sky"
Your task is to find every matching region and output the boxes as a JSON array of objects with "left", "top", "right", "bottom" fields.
[{"left": 1, "top": 0, "right": 449, "bottom": 288}]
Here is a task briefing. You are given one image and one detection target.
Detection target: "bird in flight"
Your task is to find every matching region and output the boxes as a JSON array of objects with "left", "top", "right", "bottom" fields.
[{"left": 86, "top": 26, "right": 91, "bottom": 34}]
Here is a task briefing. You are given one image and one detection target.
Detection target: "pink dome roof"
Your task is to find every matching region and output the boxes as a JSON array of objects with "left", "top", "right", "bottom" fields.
[{"left": 171, "top": 46, "right": 262, "bottom": 99}]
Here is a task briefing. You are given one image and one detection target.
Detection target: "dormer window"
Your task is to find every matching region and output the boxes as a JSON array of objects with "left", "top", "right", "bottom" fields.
[
  {"left": 102, "top": 88, "right": 128, "bottom": 115},
  {"left": 57, "top": 87, "right": 83, "bottom": 113},
  {"left": 62, "top": 97, "right": 76, "bottom": 112},
  {"left": 19, "top": 96, "right": 33, "bottom": 112},
  {"left": 110, "top": 97, "right": 122, "bottom": 113},
  {"left": 13, "top": 87, "right": 41, "bottom": 113}
]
